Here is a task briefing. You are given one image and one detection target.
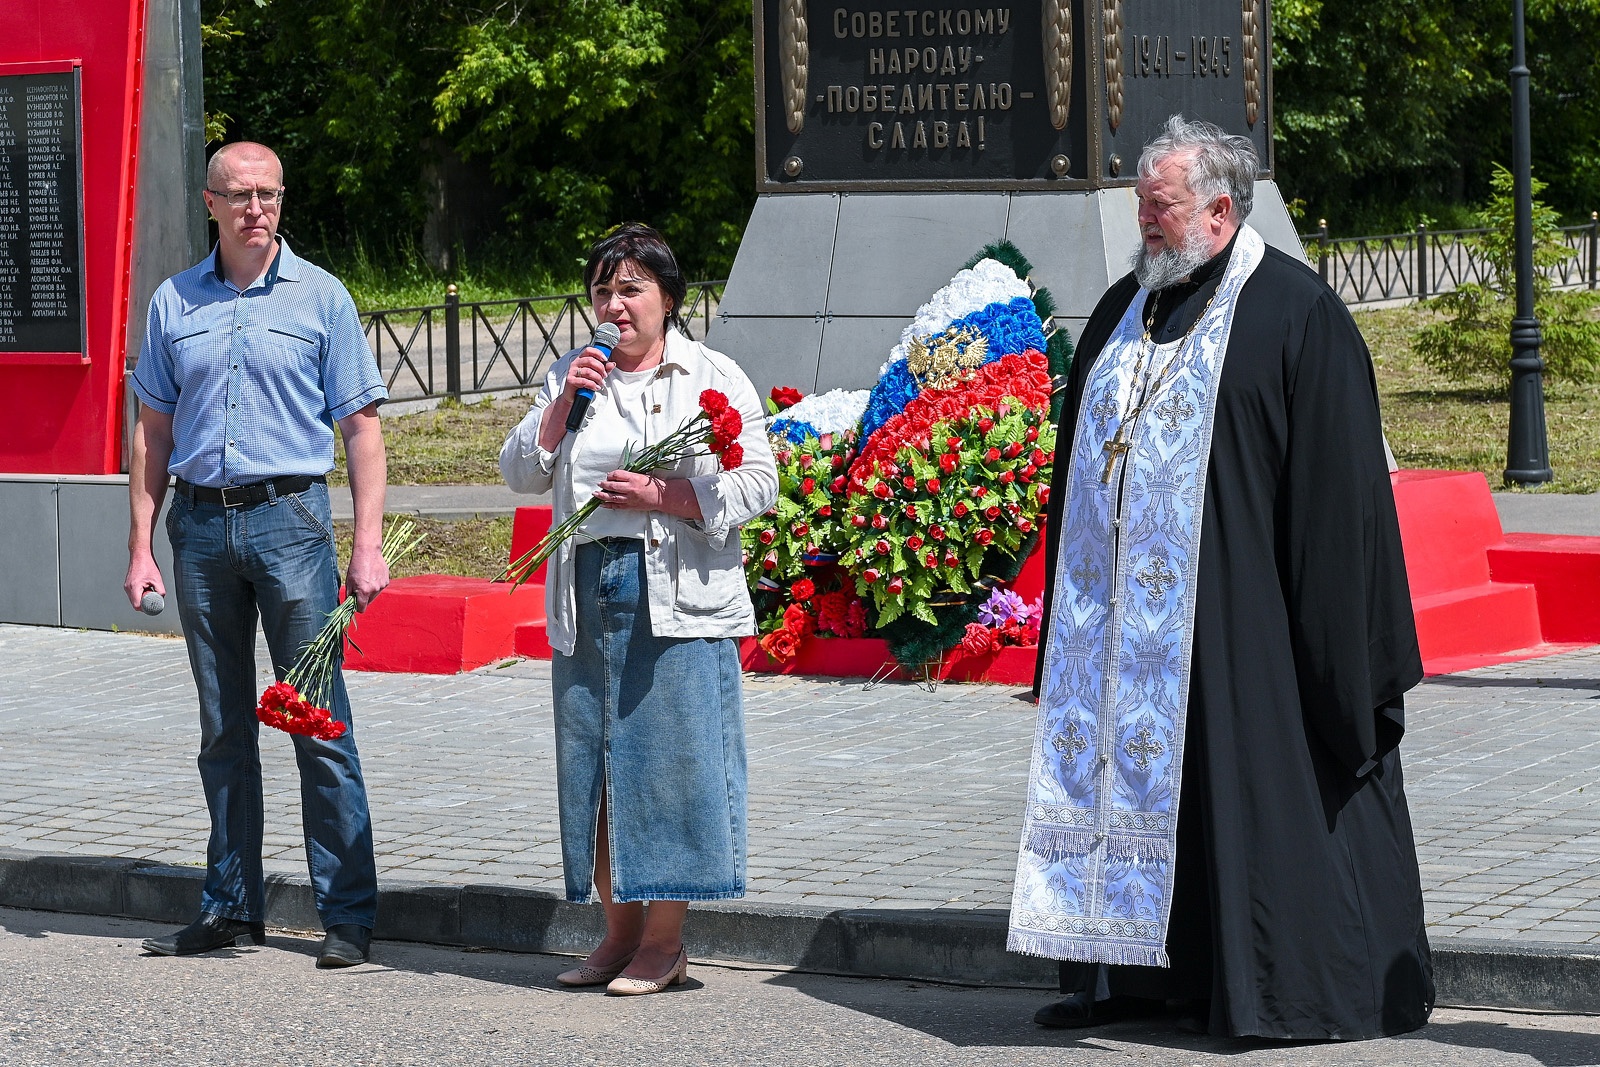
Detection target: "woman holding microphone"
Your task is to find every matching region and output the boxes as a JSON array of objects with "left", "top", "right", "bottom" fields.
[{"left": 500, "top": 224, "right": 776, "bottom": 995}]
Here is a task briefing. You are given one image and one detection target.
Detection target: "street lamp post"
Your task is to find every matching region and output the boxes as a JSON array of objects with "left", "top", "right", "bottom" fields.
[{"left": 1504, "top": 0, "right": 1553, "bottom": 485}]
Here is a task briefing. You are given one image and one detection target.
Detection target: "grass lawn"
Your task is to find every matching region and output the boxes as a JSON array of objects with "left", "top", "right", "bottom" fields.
[
  {"left": 1358, "top": 305, "right": 1600, "bottom": 493},
  {"left": 337, "top": 306, "right": 1597, "bottom": 576}
]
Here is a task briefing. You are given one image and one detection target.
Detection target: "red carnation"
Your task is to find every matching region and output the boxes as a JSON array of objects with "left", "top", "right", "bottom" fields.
[
  {"left": 791, "top": 578, "right": 816, "bottom": 600},
  {"left": 720, "top": 442, "right": 743, "bottom": 471},
  {"left": 700, "top": 389, "right": 730, "bottom": 416}
]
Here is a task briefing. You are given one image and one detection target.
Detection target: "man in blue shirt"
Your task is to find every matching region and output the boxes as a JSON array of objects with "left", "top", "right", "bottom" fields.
[{"left": 124, "top": 141, "right": 389, "bottom": 967}]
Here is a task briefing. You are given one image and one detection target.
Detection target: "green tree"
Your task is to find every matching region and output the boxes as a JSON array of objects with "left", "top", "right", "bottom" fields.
[
  {"left": 1413, "top": 164, "right": 1600, "bottom": 385},
  {"left": 201, "top": 0, "right": 755, "bottom": 280}
]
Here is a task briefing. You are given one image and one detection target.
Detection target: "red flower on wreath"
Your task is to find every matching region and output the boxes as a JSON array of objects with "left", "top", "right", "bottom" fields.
[
  {"left": 791, "top": 578, "right": 816, "bottom": 601},
  {"left": 770, "top": 385, "right": 804, "bottom": 410}
]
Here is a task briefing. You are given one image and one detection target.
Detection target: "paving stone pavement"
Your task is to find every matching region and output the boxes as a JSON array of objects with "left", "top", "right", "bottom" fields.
[{"left": 0, "top": 623, "right": 1596, "bottom": 945}]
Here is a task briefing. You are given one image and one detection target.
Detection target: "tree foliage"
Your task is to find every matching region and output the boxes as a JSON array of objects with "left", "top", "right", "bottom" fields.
[
  {"left": 1273, "top": 0, "right": 1600, "bottom": 230},
  {"left": 1413, "top": 165, "right": 1600, "bottom": 385},
  {"left": 201, "top": 0, "right": 755, "bottom": 277}
]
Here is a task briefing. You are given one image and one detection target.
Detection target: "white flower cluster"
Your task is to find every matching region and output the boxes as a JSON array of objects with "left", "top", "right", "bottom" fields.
[
  {"left": 778, "top": 387, "right": 871, "bottom": 435},
  {"left": 881, "top": 258, "right": 1030, "bottom": 373}
]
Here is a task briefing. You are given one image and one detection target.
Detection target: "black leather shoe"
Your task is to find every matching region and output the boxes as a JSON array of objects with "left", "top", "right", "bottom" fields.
[
  {"left": 142, "top": 913, "right": 266, "bottom": 956},
  {"left": 317, "top": 924, "right": 372, "bottom": 968},
  {"left": 1033, "top": 992, "right": 1127, "bottom": 1029}
]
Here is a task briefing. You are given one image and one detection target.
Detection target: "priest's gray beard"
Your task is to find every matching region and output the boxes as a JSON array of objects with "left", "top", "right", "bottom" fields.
[{"left": 1131, "top": 210, "right": 1214, "bottom": 291}]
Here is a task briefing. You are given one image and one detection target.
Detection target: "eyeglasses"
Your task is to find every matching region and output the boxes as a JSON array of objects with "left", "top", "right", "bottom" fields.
[{"left": 206, "top": 187, "right": 285, "bottom": 209}]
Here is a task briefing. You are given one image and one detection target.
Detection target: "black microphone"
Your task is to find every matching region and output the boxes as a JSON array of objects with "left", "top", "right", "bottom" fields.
[{"left": 565, "top": 322, "right": 622, "bottom": 433}]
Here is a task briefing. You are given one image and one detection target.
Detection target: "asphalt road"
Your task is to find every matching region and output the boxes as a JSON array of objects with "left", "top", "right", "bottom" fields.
[{"left": 1, "top": 909, "right": 1596, "bottom": 1067}]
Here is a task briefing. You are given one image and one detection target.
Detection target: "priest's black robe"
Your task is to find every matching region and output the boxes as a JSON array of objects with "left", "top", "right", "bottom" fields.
[{"left": 1034, "top": 238, "right": 1435, "bottom": 1040}]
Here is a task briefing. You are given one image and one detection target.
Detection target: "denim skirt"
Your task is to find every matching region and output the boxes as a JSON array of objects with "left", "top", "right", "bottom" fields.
[{"left": 551, "top": 539, "right": 748, "bottom": 903}]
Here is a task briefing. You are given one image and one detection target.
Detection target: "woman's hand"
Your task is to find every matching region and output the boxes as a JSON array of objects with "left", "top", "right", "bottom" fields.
[
  {"left": 563, "top": 345, "right": 615, "bottom": 405},
  {"left": 595, "top": 470, "right": 666, "bottom": 511}
]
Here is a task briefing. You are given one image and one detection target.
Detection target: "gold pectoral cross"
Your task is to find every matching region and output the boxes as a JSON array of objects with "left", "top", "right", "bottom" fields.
[{"left": 1101, "top": 435, "right": 1131, "bottom": 484}]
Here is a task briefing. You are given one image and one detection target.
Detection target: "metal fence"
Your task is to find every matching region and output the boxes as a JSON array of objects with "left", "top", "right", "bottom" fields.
[
  {"left": 1300, "top": 214, "right": 1600, "bottom": 306},
  {"left": 364, "top": 281, "right": 723, "bottom": 403}
]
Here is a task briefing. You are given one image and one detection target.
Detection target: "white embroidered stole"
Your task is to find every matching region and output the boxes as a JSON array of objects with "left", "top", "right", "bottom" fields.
[{"left": 1008, "top": 226, "right": 1265, "bottom": 965}]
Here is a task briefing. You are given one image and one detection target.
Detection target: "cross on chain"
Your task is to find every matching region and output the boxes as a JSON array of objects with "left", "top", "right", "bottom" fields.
[{"left": 1101, "top": 435, "right": 1131, "bottom": 484}]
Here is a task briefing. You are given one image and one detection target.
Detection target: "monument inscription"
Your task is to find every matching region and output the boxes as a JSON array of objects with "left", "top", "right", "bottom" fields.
[
  {"left": 0, "top": 68, "right": 86, "bottom": 356},
  {"left": 754, "top": 0, "right": 1270, "bottom": 191}
]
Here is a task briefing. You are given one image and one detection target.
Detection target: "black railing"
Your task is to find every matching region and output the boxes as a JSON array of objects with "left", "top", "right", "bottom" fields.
[
  {"left": 1300, "top": 214, "right": 1600, "bottom": 306},
  {"left": 363, "top": 281, "right": 724, "bottom": 402}
]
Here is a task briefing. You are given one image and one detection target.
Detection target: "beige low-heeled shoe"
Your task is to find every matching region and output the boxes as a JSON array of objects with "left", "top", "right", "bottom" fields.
[
  {"left": 555, "top": 950, "right": 636, "bottom": 987},
  {"left": 605, "top": 947, "right": 688, "bottom": 996}
]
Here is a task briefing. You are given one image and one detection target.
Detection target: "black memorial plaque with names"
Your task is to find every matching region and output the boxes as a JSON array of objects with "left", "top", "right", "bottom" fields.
[
  {"left": 755, "top": 0, "right": 1270, "bottom": 191},
  {"left": 0, "top": 69, "right": 86, "bottom": 356}
]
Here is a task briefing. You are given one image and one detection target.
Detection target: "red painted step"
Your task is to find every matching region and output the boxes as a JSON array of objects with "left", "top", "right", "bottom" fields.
[
  {"left": 1488, "top": 533, "right": 1600, "bottom": 642},
  {"left": 343, "top": 574, "right": 544, "bottom": 674}
]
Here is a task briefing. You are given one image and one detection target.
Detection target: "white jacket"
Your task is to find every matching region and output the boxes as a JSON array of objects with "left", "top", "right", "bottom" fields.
[{"left": 499, "top": 331, "right": 779, "bottom": 655}]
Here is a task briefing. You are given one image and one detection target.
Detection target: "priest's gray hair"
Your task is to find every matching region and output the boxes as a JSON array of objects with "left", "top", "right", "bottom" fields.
[{"left": 1138, "top": 115, "right": 1257, "bottom": 222}]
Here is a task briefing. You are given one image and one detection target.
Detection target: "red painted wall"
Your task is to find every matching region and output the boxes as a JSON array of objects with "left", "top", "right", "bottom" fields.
[{"left": 0, "top": 0, "right": 146, "bottom": 473}]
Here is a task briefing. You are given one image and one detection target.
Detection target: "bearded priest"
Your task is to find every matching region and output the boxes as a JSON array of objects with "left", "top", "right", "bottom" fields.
[{"left": 1012, "top": 115, "right": 1434, "bottom": 1040}]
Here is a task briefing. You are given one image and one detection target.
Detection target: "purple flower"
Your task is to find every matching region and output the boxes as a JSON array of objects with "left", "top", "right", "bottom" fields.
[{"left": 978, "top": 588, "right": 1027, "bottom": 627}]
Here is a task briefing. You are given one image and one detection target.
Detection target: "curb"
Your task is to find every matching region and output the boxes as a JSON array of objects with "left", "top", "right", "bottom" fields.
[{"left": 3, "top": 849, "right": 1596, "bottom": 1012}]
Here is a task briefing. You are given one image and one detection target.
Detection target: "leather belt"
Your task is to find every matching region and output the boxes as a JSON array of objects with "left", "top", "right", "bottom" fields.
[{"left": 177, "top": 475, "right": 325, "bottom": 508}]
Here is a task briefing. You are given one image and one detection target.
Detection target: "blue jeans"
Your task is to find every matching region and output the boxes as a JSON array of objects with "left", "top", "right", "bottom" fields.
[{"left": 165, "top": 481, "right": 377, "bottom": 929}]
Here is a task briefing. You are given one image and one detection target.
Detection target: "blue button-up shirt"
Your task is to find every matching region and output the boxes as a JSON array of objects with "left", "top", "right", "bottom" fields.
[{"left": 130, "top": 239, "right": 386, "bottom": 488}]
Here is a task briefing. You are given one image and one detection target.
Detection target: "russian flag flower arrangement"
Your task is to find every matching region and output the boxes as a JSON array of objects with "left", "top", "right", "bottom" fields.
[{"left": 742, "top": 240, "right": 1073, "bottom": 670}]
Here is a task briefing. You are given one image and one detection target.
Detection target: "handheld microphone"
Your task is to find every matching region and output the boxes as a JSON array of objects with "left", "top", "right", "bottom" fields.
[
  {"left": 139, "top": 590, "right": 165, "bottom": 615},
  {"left": 565, "top": 322, "right": 623, "bottom": 433}
]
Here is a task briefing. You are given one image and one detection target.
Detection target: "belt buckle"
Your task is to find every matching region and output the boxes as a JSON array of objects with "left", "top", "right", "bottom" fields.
[{"left": 220, "top": 484, "right": 250, "bottom": 508}]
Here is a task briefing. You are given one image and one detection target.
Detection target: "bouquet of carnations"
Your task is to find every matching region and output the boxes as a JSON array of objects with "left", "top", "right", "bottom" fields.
[
  {"left": 501, "top": 389, "right": 746, "bottom": 587},
  {"left": 753, "top": 564, "right": 871, "bottom": 664},
  {"left": 255, "top": 518, "right": 427, "bottom": 740}
]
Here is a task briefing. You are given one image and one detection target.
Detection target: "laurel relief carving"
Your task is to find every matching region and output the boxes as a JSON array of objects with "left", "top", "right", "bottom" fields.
[{"left": 781, "top": 0, "right": 809, "bottom": 134}]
